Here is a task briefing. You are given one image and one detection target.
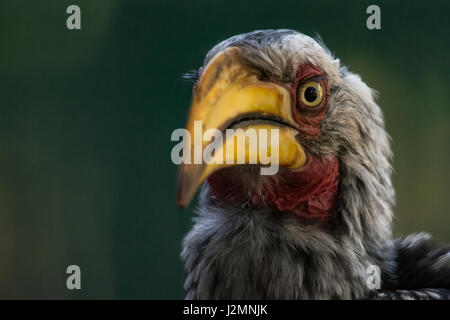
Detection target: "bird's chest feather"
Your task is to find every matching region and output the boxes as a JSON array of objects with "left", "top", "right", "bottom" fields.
[{"left": 182, "top": 201, "right": 371, "bottom": 299}]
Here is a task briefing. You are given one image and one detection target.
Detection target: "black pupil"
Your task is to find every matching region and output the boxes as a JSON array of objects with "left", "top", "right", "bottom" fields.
[{"left": 304, "top": 86, "right": 318, "bottom": 103}]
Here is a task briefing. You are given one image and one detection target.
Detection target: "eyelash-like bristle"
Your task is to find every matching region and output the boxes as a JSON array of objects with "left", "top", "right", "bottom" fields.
[{"left": 182, "top": 70, "right": 199, "bottom": 82}]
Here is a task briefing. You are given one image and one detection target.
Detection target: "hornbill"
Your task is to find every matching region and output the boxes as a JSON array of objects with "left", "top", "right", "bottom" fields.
[{"left": 176, "top": 29, "right": 450, "bottom": 299}]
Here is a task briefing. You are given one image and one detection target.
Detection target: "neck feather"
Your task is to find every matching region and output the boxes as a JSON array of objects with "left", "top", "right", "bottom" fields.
[{"left": 182, "top": 195, "right": 372, "bottom": 299}]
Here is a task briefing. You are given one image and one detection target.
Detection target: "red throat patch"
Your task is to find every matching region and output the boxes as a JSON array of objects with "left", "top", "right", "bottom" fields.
[{"left": 207, "top": 156, "right": 340, "bottom": 221}]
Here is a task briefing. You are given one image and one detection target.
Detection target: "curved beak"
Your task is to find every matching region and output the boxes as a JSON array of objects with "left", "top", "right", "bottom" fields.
[{"left": 177, "top": 47, "right": 306, "bottom": 208}]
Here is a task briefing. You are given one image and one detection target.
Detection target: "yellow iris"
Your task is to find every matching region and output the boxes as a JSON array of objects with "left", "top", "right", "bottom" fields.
[{"left": 299, "top": 81, "right": 323, "bottom": 107}]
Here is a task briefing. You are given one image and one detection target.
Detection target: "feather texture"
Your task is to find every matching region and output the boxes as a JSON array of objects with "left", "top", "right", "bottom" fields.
[
  {"left": 376, "top": 233, "right": 450, "bottom": 299},
  {"left": 181, "top": 29, "right": 449, "bottom": 300}
]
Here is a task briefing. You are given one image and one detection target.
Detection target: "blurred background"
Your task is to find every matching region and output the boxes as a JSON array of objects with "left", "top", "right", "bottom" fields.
[{"left": 0, "top": 0, "right": 448, "bottom": 299}]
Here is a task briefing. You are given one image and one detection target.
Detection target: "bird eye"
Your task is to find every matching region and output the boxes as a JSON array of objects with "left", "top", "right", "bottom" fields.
[{"left": 298, "top": 81, "right": 324, "bottom": 108}]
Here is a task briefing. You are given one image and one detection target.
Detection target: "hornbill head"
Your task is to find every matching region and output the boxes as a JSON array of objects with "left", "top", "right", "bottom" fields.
[{"left": 177, "top": 30, "right": 395, "bottom": 299}]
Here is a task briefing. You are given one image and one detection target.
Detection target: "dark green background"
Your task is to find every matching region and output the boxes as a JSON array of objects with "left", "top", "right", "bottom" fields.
[{"left": 0, "top": 1, "right": 448, "bottom": 299}]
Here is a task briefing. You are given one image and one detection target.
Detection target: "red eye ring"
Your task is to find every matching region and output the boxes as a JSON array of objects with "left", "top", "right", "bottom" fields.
[
  {"left": 292, "top": 64, "right": 329, "bottom": 112},
  {"left": 289, "top": 64, "right": 330, "bottom": 137}
]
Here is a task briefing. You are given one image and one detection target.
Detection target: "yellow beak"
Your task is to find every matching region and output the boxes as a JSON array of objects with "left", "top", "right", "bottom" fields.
[{"left": 177, "top": 47, "right": 306, "bottom": 207}]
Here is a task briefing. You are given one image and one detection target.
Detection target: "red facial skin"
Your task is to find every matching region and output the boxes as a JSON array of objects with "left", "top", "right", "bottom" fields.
[{"left": 207, "top": 64, "right": 340, "bottom": 222}]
